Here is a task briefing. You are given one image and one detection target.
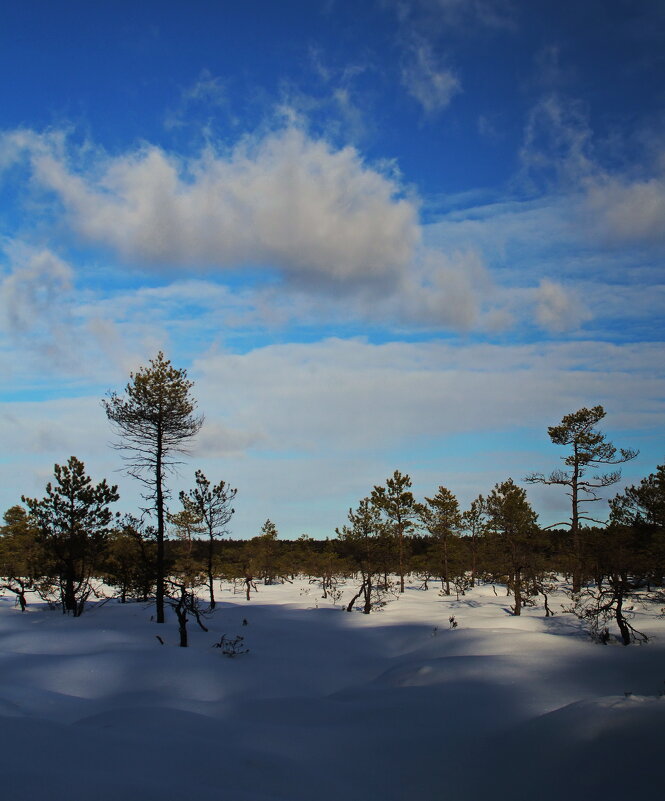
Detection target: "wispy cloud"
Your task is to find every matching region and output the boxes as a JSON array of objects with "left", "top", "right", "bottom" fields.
[
  {"left": 401, "top": 40, "right": 461, "bottom": 115},
  {"left": 164, "top": 69, "right": 230, "bottom": 131}
]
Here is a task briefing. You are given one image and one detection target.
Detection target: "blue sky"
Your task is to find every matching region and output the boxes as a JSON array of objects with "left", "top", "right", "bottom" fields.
[{"left": 1, "top": 0, "right": 664, "bottom": 537}]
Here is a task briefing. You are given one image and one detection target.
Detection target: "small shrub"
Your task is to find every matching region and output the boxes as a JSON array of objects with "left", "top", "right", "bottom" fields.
[{"left": 212, "top": 634, "right": 249, "bottom": 657}]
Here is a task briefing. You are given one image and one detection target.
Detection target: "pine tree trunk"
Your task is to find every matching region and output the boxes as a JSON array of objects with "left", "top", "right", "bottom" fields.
[
  {"left": 614, "top": 575, "right": 630, "bottom": 645},
  {"left": 156, "top": 433, "right": 165, "bottom": 623},
  {"left": 398, "top": 526, "right": 405, "bottom": 593},
  {"left": 571, "top": 449, "right": 582, "bottom": 593},
  {"left": 208, "top": 533, "right": 216, "bottom": 609},
  {"left": 513, "top": 569, "right": 522, "bottom": 616}
]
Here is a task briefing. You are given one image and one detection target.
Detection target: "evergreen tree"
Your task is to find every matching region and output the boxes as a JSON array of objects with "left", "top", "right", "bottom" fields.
[
  {"left": 0, "top": 505, "right": 43, "bottom": 611},
  {"left": 103, "top": 352, "right": 203, "bottom": 623},
  {"left": 461, "top": 495, "right": 488, "bottom": 587},
  {"left": 371, "top": 470, "right": 421, "bottom": 593},
  {"left": 525, "top": 405, "right": 637, "bottom": 591},
  {"left": 420, "top": 486, "right": 462, "bottom": 595},
  {"left": 102, "top": 516, "right": 158, "bottom": 603},
  {"left": 250, "top": 519, "right": 280, "bottom": 585},
  {"left": 22, "top": 456, "right": 118, "bottom": 616},
  {"left": 609, "top": 464, "right": 665, "bottom": 590},
  {"left": 337, "top": 497, "right": 387, "bottom": 613},
  {"left": 486, "top": 479, "right": 538, "bottom": 616},
  {"left": 168, "top": 507, "right": 206, "bottom": 589},
  {"left": 180, "top": 470, "right": 237, "bottom": 608}
]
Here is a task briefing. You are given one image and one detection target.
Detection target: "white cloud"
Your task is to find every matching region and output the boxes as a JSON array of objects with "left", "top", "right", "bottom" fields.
[
  {"left": 519, "top": 93, "right": 665, "bottom": 248},
  {"left": 0, "top": 245, "right": 82, "bottom": 370},
  {"left": 165, "top": 69, "right": 229, "bottom": 130},
  {"left": 401, "top": 41, "right": 461, "bottom": 114},
  {"left": 534, "top": 279, "right": 590, "bottom": 333},
  {"left": 396, "top": 249, "right": 490, "bottom": 329},
  {"left": 193, "top": 337, "right": 665, "bottom": 456},
  {"left": 19, "top": 127, "right": 419, "bottom": 292},
  {"left": 191, "top": 420, "right": 265, "bottom": 458},
  {"left": 2, "top": 337, "right": 662, "bottom": 535},
  {"left": 1, "top": 245, "right": 73, "bottom": 335},
  {"left": 584, "top": 170, "right": 665, "bottom": 246},
  {"left": 520, "top": 94, "right": 594, "bottom": 188}
]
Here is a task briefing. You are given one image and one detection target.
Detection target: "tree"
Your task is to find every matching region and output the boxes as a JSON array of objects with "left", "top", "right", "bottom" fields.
[
  {"left": 165, "top": 579, "right": 209, "bottom": 648},
  {"left": 485, "top": 479, "right": 538, "bottom": 616},
  {"left": 168, "top": 507, "right": 205, "bottom": 589},
  {"left": 568, "top": 525, "right": 650, "bottom": 645},
  {"left": 461, "top": 495, "right": 488, "bottom": 587},
  {"left": 250, "top": 519, "right": 280, "bottom": 585},
  {"left": 609, "top": 464, "right": 665, "bottom": 591},
  {"left": 101, "top": 516, "right": 158, "bottom": 603},
  {"left": 22, "top": 457, "right": 118, "bottom": 616},
  {"left": 337, "top": 498, "right": 389, "bottom": 614},
  {"left": 0, "top": 506, "right": 43, "bottom": 611},
  {"left": 180, "top": 470, "right": 237, "bottom": 608},
  {"left": 103, "top": 352, "right": 203, "bottom": 623},
  {"left": 610, "top": 463, "right": 665, "bottom": 531},
  {"left": 371, "top": 470, "right": 421, "bottom": 593},
  {"left": 420, "top": 486, "right": 462, "bottom": 595},
  {"left": 525, "top": 405, "right": 637, "bottom": 591}
]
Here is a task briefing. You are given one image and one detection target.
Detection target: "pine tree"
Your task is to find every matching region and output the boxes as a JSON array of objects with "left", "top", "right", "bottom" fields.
[
  {"left": 420, "top": 486, "right": 462, "bottom": 595},
  {"left": 22, "top": 456, "right": 118, "bottom": 616},
  {"left": 486, "top": 479, "right": 538, "bottom": 616},
  {"left": 0, "top": 506, "right": 43, "bottom": 611},
  {"left": 337, "top": 497, "right": 387, "bottom": 613},
  {"left": 525, "top": 405, "right": 637, "bottom": 591},
  {"left": 461, "top": 495, "right": 487, "bottom": 587},
  {"left": 103, "top": 352, "right": 203, "bottom": 622},
  {"left": 371, "top": 470, "right": 421, "bottom": 593},
  {"left": 180, "top": 471, "right": 237, "bottom": 608}
]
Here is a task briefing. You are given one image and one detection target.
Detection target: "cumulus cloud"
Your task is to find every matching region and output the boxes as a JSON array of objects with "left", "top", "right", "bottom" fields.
[
  {"left": 534, "top": 279, "right": 590, "bottom": 333},
  {"left": 401, "top": 41, "right": 461, "bottom": 115},
  {"left": 584, "top": 170, "right": 665, "bottom": 246},
  {"left": 16, "top": 127, "right": 419, "bottom": 292}
]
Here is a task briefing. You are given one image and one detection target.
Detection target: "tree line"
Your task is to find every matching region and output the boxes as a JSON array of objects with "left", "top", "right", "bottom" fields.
[{"left": 1, "top": 354, "right": 663, "bottom": 646}]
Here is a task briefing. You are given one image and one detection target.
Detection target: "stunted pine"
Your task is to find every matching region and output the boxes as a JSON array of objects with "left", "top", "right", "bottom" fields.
[
  {"left": 180, "top": 470, "right": 237, "bottom": 608},
  {"left": 103, "top": 352, "right": 203, "bottom": 623},
  {"left": 371, "top": 470, "right": 421, "bottom": 593},
  {"left": 421, "top": 486, "right": 462, "bottom": 595},
  {"left": 486, "top": 479, "right": 538, "bottom": 616},
  {"left": 22, "top": 456, "right": 118, "bottom": 616}
]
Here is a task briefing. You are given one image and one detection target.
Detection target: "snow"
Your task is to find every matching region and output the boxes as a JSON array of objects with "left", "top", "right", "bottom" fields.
[{"left": 1, "top": 579, "right": 663, "bottom": 800}]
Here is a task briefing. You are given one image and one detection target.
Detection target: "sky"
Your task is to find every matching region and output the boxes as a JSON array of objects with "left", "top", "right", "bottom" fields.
[{"left": 1, "top": 0, "right": 664, "bottom": 538}]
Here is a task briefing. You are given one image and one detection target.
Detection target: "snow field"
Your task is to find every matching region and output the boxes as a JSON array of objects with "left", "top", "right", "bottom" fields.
[{"left": 0, "top": 578, "right": 663, "bottom": 800}]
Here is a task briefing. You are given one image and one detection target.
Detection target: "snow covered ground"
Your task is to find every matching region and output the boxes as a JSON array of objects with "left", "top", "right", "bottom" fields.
[{"left": 1, "top": 578, "right": 663, "bottom": 800}]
